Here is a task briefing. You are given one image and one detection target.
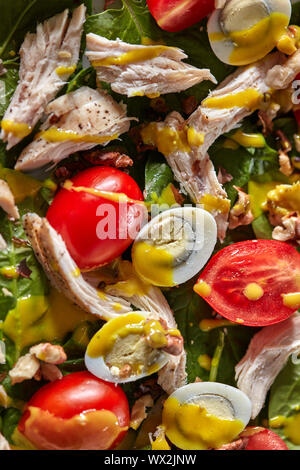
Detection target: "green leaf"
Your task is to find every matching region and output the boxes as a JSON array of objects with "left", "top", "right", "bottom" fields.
[
  {"left": 0, "top": 408, "right": 22, "bottom": 444},
  {"left": 0, "top": 66, "right": 19, "bottom": 118},
  {"left": 145, "top": 153, "right": 174, "bottom": 202},
  {"left": 252, "top": 213, "right": 273, "bottom": 239}
]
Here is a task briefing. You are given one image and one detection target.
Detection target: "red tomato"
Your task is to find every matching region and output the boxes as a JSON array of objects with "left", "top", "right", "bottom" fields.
[
  {"left": 18, "top": 371, "right": 130, "bottom": 450},
  {"left": 147, "top": 0, "right": 215, "bottom": 32},
  {"left": 47, "top": 167, "right": 145, "bottom": 271},
  {"left": 245, "top": 428, "right": 288, "bottom": 450},
  {"left": 194, "top": 240, "right": 300, "bottom": 327}
]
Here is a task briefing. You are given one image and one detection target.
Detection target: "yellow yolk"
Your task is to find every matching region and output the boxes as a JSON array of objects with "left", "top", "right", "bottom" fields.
[
  {"left": 197, "top": 354, "right": 212, "bottom": 371},
  {"left": 55, "top": 64, "right": 76, "bottom": 76},
  {"left": 199, "top": 318, "right": 234, "bottom": 332},
  {"left": 202, "top": 89, "right": 263, "bottom": 111},
  {"left": 36, "top": 128, "right": 118, "bottom": 145},
  {"left": 91, "top": 46, "right": 171, "bottom": 67},
  {"left": 141, "top": 123, "right": 190, "bottom": 156},
  {"left": 162, "top": 397, "right": 245, "bottom": 450},
  {"left": 193, "top": 280, "right": 211, "bottom": 297},
  {"left": 230, "top": 130, "right": 265, "bottom": 148},
  {"left": 1, "top": 120, "right": 32, "bottom": 139},
  {"left": 243, "top": 283, "right": 264, "bottom": 301},
  {"left": 132, "top": 241, "right": 175, "bottom": 287},
  {"left": 270, "top": 414, "right": 300, "bottom": 445},
  {"left": 282, "top": 292, "right": 300, "bottom": 310},
  {"left": 199, "top": 194, "right": 231, "bottom": 214}
]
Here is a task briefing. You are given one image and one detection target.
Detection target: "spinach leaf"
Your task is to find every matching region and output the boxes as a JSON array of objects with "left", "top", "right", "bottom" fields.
[
  {"left": 0, "top": 408, "right": 22, "bottom": 444},
  {"left": 0, "top": 66, "right": 19, "bottom": 118},
  {"left": 144, "top": 153, "right": 174, "bottom": 202}
]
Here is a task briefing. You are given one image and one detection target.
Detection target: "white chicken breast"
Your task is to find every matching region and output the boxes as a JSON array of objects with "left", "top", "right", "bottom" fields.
[
  {"left": 0, "top": 179, "right": 19, "bottom": 220},
  {"left": 86, "top": 34, "right": 216, "bottom": 97},
  {"left": 15, "top": 87, "right": 133, "bottom": 171},
  {"left": 266, "top": 47, "right": 300, "bottom": 89},
  {"left": 1, "top": 5, "right": 86, "bottom": 149},
  {"left": 142, "top": 52, "right": 281, "bottom": 240},
  {"left": 235, "top": 314, "right": 300, "bottom": 419}
]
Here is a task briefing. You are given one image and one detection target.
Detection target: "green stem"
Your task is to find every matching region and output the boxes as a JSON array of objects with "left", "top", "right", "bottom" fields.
[
  {"left": 0, "top": 0, "right": 37, "bottom": 58},
  {"left": 209, "top": 331, "right": 225, "bottom": 382}
]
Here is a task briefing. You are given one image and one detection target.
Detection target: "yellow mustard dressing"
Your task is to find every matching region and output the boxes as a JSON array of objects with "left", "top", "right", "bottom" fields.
[
  {"left": 36, "top": 127, "right": 118, "bottom": 145},
  {"left": 0, "top": 168, "right": 43, "bottom": 203},
  {"left": 199, "top": 318, "right": 234, "bottom": 332},
  {"left": 106, "top": 260, "right": 150, "bottom": 297},
  {"left": 146, "top": 183, "right": 179, "bottom": 209},
  {"left": 2, "top": 289, "right": 96, "bottom": 356},
  {"left": 132, "top": 241, "right": 175, "bottom": 287},
  {"left": 202, "top": 88, "right": 263, "bottom": 111},
  {"left": 282, "top": 292, "right": 300, "bottom": 310},
  {"left": 199, "top": 194, "right": 231, "bottom": 214},
  {"left": 0, "top": 266, "right": 19, "bottom": 279},
  {"left": 151, "top": 426, "right": 171, "bottom": 450},
  {"left": 243, "top": 283, "right": 264, "bottom": 301},
  {"left": 197, "top": 354, "right": 212, "bottom": 371},
  {"left": 186, "top": 127, "right": 205, "bottom": 147},
  {"left": 263, "top": 182, "right": 300, "bottom": 217},
  {"left": 248, "top": 180, "right": 281, "bottom": 219},
  {"left": 193, "top": 280, "right": 211, "bottom": 297},
  {"left": 162, "top": 397, "right": 245, "bottom": 450},
  {"left": 228, "top": 13, "right": 290, "bottom": 66},
  {"left": 92, "top": 45, "right": 171, "bottom": 67},
  {"left": 270, "top": 414, "right": 300, "bottom": 445},
  {"left": 141, "top": 123, "right": 190, "bottom": 156},
  {"left": 1, "top": 120, "right": 32, "bottom": 139},
  {"left": 230, "top": 130, "right": 265, "bottom": 148},
  {"left": 55, "top": 64, "right": 76, "bottom": 76}
]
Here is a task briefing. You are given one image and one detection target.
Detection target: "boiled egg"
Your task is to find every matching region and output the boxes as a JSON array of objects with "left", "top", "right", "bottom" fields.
[
  {"left": 85, "top": 311, "right": 178, "bottom": 383},
  {"left": 162, "top": 382, "right": 252, "bottom": 450},
  {"left": 131, "top": 207, "right": 217, "bottom": 287},
  {"left": 208, "top": 0, "right": 292, "bottom": 65}
]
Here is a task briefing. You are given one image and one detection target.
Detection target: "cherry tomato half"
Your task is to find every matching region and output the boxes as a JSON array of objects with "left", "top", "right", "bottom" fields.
[
  {"left": 194, "top": 240, "right": 300, "bottom": 327},
  {"left": 245, "top": 428, "right": 288, "bottom": 450},
  {"left": 18, "top": 371, "right": 130, "bottom": 450},
  {"left": 147, "top": 0, "right": 215, "bottom": 32},
  {"left": 47, "top": 167, "right": 145, "bottom": 271}
]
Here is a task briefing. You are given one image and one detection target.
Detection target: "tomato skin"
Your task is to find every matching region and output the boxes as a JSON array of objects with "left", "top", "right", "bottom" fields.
[
  {"left": 18, "top": 371, "right": 130, "bottom": 448},
  {"left": 147, "top": 0, "right": 215, "bottom": 32},
  {"left": 245, "top": 428, "right": 288, "bottom": 450},
  {"left": 195, "top": 240, "right": 300, "bottom": 327},
  {"left": 47, "top": 167, "right": 145, "bottom": 271}
]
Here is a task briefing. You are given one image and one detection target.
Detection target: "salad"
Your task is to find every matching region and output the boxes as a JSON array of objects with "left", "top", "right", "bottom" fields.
[{"left": 0, "top": 0, "right": 300, "bottom": 451}]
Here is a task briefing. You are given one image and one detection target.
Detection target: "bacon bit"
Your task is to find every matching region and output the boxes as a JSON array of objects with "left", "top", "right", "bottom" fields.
[
  {"left": 170, "top": 184, "right": 185, "bottom": 205},
  {"left": 229, "top": 186, "right": 254, "bottom": 230},
  {"left": 104, "top": 0, "right": 116, "bottom": 10},
  {"left": 16, "top": 258, "right": 32, "bottom": 279},
  {"left": 130, "top": 394, "right": 154, "bottom": 430},
  {"left": 55, "top": 166, "right": 72, "bottom": 182},
  {"left": 30, "top": 343, "right": 67, "bottom": 364},
  {"left": 216, "top": 438, "right": 248, "bottom": 450},
  {"left": 181, "top": 96, "right": 198, "bottom": 115},
  {"left": 163, "top": 335, "right": 184, "bottom": 356},
  {"left": 217, "top": 167, "right": 233, "bottom": 185},
  {"left": 150, "top": 97, "right": 169, "bottom": 114},
  {"left": 82, "top": 149, "right": 133, "bottom": 168},
  {"left": 40, "top": 363, "right": 63, "bottom": 382},
  {"left": 258, "top": 110, "right": 274, "bottom": 136},
  {"left": 119, "top": 364, "right": 132, "bottom": 379}
]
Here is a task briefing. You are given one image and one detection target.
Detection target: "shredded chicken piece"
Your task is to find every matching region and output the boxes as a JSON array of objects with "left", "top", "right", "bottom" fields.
[
  {"left": 23, "top": 213, "right": 132, "bottom": 319},
  {"left": 15, "top": 86, "right": 133, "bottom": 171},
  {"left": 217, "top": 167, "right": 233, "bottom": 185},
  {"left": 86, "top": 34, "right": 216, "bottom": 98},
  {"left": 130, "top": 394, "right": 154, "bottom": 430},
  {"left": 30, "top": 343, "right": 67, "bottom": 364},
  {"left": 1, "top": 5, "right": 86, "bottom": 149},
  {"left": 279, "top": 150, "right": 293, "bottom": 176},
  {"left": 9, "top": 353, "right": 40, "bottom": 385},
  {"left": 229, "top": 186, "right": 254, "bottom": 230},
  {"left": 215, "top": 0, "right": 226, "bottom": 8},
  {"left": 266, "top": 48, "right": 300, "bottom": 90},
  {"left": 40, "top": 363, "right": 63, "bottom": 382},
  {"left": 0, "top": 432, "right": 10, "bottom": 450},
  {"left": 0, "top": 385, "right": 9, "bottom": 408},
  {"left": 0, "top": 179, "right": 19, "bottom": 220},
  {"left": 235, "top": 315, "right": 300, "bottom": 419},
  {"left": 272, "top": 214, "right": 300, "bottom": 243}
]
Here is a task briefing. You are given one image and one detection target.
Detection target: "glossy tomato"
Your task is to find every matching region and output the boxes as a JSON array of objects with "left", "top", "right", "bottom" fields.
[
  {"left": 47, "top": 167, "right": 145, "bottom": 271},
  {"left": 194, "top": 240, "right": 300, "bottom": 327},
  {"left": 147, "top": 0, "right": 215, "bottom": 32},
  {"left": 18, "top": 371, "right": 130, "bottom": 450},
  {"left": 245, "top": 428, "right": 288, "bottom": 450}
]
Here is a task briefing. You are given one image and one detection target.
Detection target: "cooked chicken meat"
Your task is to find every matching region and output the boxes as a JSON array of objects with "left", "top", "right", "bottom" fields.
[
  {"left": 0, "top": 433, "right": 10, "bottom": 451},
  {"left": 235, "top": 314, "right": 300, "bottom": 419},
  {"left": 86, "top": 34, "right": 216, "bottom": 97},
  {"left": 0, "top": 179, "right": 19, "bottom": 220},
  {"left": 1, "top": 5, "right": 86, "bottom": 149},
  {"left": 23, "top": 213, "right": 132, "bottom": 319},
  {"left": 15, "top": 87, "right": 133, "bottom": 171},
  {"left": 266, "top": 47, "right": 300, "bottom": 89}
]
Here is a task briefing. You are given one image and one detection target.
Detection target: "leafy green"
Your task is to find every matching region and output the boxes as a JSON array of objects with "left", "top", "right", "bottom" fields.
[
  {"left": 144, "top": 153, "right": 174, "bottom": 202},
  {"left": 291, "top": 1, "right": 300, "bottom": 26},
  {"left": 0, "top": 408, "right": 22, "bottom": 444},
  {"left": 269, "top": 359, "right": 300, "bottom": 450},
  {"left": 0, "top": 67, "right": 19, "bottom": 118},
  {"left": 252, "top": 214, "right": 273, "bottom": 239}
]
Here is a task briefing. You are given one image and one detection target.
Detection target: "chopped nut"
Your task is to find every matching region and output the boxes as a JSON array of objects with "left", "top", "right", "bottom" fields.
[
  {"left": 9, "top": 353, "right": 40, "bottom": 385},
  {"left": 40, "top": 363, "right": 63, "bottom": 382},
  {"left": 119, "top": 364, "right": 132, "bottom": 379},
  {"left": 30, "top": 343, "right": 67, "bottom": 364}
]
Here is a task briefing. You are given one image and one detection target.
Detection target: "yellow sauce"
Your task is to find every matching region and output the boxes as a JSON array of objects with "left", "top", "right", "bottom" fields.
[
  {"left": 36, "top": 128, "right": 118, "bottom": 145},
  {"left": 55, "top": 64, "right": 76, "bottom": 76},
  {"left": 141, "top": 123, "right": 190, "bottom": 157},
  {"left": 162, "top": 397, "right": 245, "bottom": 450},
  {"left": 91, "top": 46, "right": 171, "bottom": 67},
  {"left": 202, "top": 89, "right": 263, "bottom": 111},
  {"left": 270, "top": 414, "right": 300, "bottom": 445},
  {"left": 199, "top": 194, "right": 231, "bottom": 214},
  {"left": 263, "top": 182, "right": 300, "bottom": 217},
  {"left": 3, "top": 289, "right": 96, "bottom": 357},
  {"left": 0, "top": 168, "right": 42, "bottom": 203},
  {"left": 248, "top": 181, "right": 281, "bottom": 219},
  {"left": 0, "top": 266, "right": 19, "bottom": 279},
  {"left": 106, "top": 260, "right": 150, "bottom": 297},
  {"left": 193, "top": 280, "right": 212, "bottom": 297},
  {"left": 146, "top": 183, "right": 179, "bottom": 209},
  {"left": 132, "top": 241, "right": 175, "bottom": 287},
  {"left": 72, "top": 267, "right": 81, "bottom": 278},
  {"left": 282, "top": 292, "right": 300, "bottom": 310},
  {"left": 1, "top": 120, "right": 32, "bottom": 139},
  {"left": 151, "top": 426, "right": 171, "bottom": 450},
  {"left": 197, "top": 354, "right": 211, "bottom": 371},
  {"left": 243, "top": 283, "right": 264, "bottom": 301},
  {"left": 186, "top": 127, "right": 205, "bottom": 147},
  {"left": 223, "top": 139, "right": 240, "bottom": 150},
  {"left": 230, "top": 130, "right": 265, "bottom": 148},
  {"left": 199, "top": 318, "right": 234, "bottom": 332}
]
